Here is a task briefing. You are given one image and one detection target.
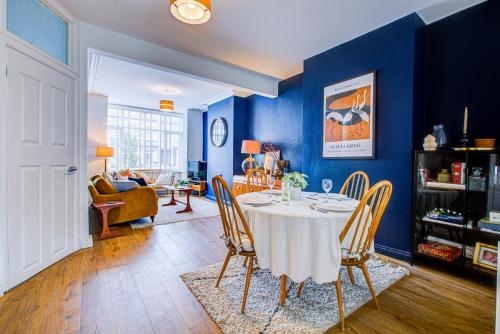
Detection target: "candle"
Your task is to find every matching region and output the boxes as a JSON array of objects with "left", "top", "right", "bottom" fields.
[{"left": 463, "top": 107, "right": 468, "bottom": 134}]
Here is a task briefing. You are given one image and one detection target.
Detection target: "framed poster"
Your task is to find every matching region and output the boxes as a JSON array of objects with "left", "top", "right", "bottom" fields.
[{"left": 322, "top": 71, "right": 376, "bottom": 159}]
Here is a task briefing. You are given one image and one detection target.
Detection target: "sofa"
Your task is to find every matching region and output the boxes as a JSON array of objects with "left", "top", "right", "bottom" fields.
[{"left": 88, "top": 175, "right": 158, "bottom": 225}]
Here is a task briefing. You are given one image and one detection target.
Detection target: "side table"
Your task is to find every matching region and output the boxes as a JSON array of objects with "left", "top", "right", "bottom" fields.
[{"left": 92, "top": 201, "right": 126, "bottom": 240}]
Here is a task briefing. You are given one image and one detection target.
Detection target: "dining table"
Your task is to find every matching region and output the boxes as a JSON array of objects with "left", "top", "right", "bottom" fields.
[{"left": 237, "top": 190, "right": 373, "bottom": 306}]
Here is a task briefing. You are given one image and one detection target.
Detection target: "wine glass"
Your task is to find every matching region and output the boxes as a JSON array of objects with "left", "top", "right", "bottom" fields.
[
  {"left": 267, "top": 175, "right": 276, "bottom": 198},
  {"left": 322, "top": 179, "right": 333, "bottom": 202}
]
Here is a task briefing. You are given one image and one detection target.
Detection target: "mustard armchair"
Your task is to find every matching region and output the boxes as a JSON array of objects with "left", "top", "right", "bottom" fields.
[{"left": 88, "top": 175, "right": 158, "bottom": 225}]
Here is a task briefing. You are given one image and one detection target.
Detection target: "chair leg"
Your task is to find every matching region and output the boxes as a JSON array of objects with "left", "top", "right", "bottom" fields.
[
  {"left": 347, "top": 266, "right": 355, "bottom": 284},
  {"left": 243, "top": 256, "right": 248, "bottom": 268},
  {"left": 241, "top": 256, "right": 254, "bottom": 314},
  {"left": 361, "top": 262, "right": 380, "bottom": 310},
  {"left": 335, "top": 278, "right": 345, "bottom": 331},
  {"left": 215, "top": 250, "right": 233, "bottom": 288},
  {"left": 297, "top": 282, "right": 304, "bottom": 297}
]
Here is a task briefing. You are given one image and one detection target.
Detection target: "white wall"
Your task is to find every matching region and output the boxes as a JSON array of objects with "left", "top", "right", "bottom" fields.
[
  {"left": 187, "top": 109, "right": 204, "bottom": 162},
  {"left": 87, "top": 94, "right": 108, "bottom": 177}
]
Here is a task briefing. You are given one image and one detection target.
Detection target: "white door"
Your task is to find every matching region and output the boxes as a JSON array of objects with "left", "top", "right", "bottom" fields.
[{"left": 6, "top": 47, "right": 77, "bottom": 288}]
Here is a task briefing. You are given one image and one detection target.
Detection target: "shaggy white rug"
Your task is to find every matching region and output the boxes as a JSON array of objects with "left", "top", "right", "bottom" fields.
[
  {"left": 181, "top": 258, "right": 408, "bottom": 334},
  {"left": 129, "top": 196, "right": 220, "bottom": 229}
]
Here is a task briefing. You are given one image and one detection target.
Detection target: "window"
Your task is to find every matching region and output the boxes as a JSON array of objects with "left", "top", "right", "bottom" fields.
[
  {"left": 107, "top": 105, "right": 183, "bottom": 171},
  {"left": 7, "top": 0, "right": 69, "bottom": 64}
]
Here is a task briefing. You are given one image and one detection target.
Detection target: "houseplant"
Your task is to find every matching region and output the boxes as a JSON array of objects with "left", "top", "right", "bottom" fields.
[{"left": 282, "top": 172, "right": 308, "bottom": 200}]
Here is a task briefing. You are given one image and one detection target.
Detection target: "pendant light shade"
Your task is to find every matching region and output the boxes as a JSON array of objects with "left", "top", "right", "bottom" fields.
[
  {"left": 160, "top": 100, "right": 174, "bottom": 111},
  {"left": 170, "top": 0, "right": 211, "bottom": 25}
]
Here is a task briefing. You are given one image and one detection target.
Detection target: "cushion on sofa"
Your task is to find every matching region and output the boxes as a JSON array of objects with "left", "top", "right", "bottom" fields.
[
  {"left": 95, "top": 178, "right": 118, "bottom": 194},
  {"left": 111, "top": 180, "right": 139, "bottom": 192},
  {"left": 134, "top": 171, "right": 153, "bottom": 184},
  {"left": 155, "top": 172, "right": 173, "bottom": 185},
  {"left": 129, "top": 177, "right": 148, "bottom": 187}
]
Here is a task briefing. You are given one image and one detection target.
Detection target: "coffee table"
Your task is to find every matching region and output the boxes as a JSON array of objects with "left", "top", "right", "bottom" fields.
[{"left": 162, "top": 185, "right": 193, "bottom": 213}]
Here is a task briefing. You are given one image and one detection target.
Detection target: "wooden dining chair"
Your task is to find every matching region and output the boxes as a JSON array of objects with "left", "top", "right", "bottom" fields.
[
  {"left": 297, "top": 180, "right": 393, "bottom": 331},
  {"left": 212, "top": 175, "right": 257, "bottom": 314},
  {"left": 340, "top": 171, "right": 370, "bottom": 200},
  {"left": 246, "top": 168, "right": 268, "bottom": 193}
]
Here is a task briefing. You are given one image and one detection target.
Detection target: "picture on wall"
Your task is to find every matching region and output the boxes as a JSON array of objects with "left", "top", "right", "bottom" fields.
[{"left": 322, "top": 71, "right": 376, "bottom": 159}]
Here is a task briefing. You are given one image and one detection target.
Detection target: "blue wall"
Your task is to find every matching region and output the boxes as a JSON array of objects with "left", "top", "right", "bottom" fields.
[
  {"left": 246, "top": 74, "right": 304, "bottom": 172},
  {"left": 206, "top": 97, "right": 235, "bottom": 199},
  {"left": 202, "top": 111, "right": 208, "bottom": 161},
  {"left": 424, "top": 0, "right": 500, "bottom": 144},
  {"left": 302, "top": 14, "right": 425, "bottom": 259},
  {"left": 205, "top": 96, "right": 247, "bottom": 199}
]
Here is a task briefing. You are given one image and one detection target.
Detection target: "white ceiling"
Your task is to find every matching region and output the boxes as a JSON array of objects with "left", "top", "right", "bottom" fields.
[
  {"left": 88, "top": 53, "right": 234, "bottom": 110},
  {"left": 63, "top": 0, "right": 484, "bottom": 79}
]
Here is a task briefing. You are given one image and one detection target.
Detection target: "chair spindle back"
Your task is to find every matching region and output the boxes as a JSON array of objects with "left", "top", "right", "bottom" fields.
[
  {"left": 340, "top": 171, "right": 370, "bottom": 201},
  {"left": 212, "top": 175, "right": 254, "bottom": 249},
  {"left": 339, "top": 180, "right": 392, "bottom": 259},
  {"left": 246, "top": 169, "right": 268, "bottom": 193}
]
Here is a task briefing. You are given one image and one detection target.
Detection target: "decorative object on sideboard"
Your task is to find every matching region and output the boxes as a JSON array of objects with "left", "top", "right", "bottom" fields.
[
  {"left": 473, "top": 242, "right": 498, "bottom": 271},
  {"left": 241, "top": 140, "right": 260, "bottom": 174},
  {"left": 451, "top": 162, "right": 466, "bottom": 185},
  {"left": 475, "top": 138, "right": 496, "bottom": 149},
  {"left": 461, "top": 106, "right": 469, "bottom": 147},
  {"left": 282, "top": 172, "right": 308, "bottom": 200},
  {"left": 210, "top": 117, "right": 228, "bottom": 147},
  {"left": 422, "top": 134, "right": 437, "bottom": 151},
  {"left": 262, "top": 143, "right": 281, "bottom": 175},
  {"left": 322, "top": 71, "right": 376, "bottom": 159},
  {"left": 96, "top": 146, "right": 114, "bottom": 172},
  {"left": 275, "top": 160, "right": 289, "bottom": 180},
  {"left": 436, "top": 169, "right": 451, "bottom": 183},
  {"left": 431, "top": 124, "right": 448, "bottom": 149}
]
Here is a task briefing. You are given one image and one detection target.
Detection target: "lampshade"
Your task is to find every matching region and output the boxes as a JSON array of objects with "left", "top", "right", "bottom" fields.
[
  {"left": 96, "top": 146, "right": 114, "bottom": 158},
  {"left": 241, "top": 140, "right": 260, "bottom": 154},
  {"left": 160, "top": 100, "right": 174, "bottom": 111},
  {"left": 170, "top": 0, "right": 211, "bottom": 25}
]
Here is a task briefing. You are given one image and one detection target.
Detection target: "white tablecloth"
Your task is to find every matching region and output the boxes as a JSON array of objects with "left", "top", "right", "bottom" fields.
[{"left": 237, "top": 191, "right": 373, "bottom": 284}]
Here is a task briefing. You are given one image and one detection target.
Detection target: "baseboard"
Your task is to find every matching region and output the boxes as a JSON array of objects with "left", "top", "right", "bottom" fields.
[
  {"left": 80, "top": 235, "right": 94, "bottom": 249},
  {"left": 204, "top": 194, "right": 216, "bottom": 202},
  {"left": 375, "top": 243, "right": 411, "bottom": 261}
]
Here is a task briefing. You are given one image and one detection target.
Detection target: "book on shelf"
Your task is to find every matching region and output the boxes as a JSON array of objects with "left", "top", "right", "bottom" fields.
[
  {"left": 478, "top": 218, "right": 500, "bottom": 234},
  {"left": 425, "top": 208, "right": 464, "bottom": 224},
  {"left": 426, "top": 236, "right": 474, "bottom": 259},
  {"left": 417, "top": 242, "right": 462, "bottom": 262},
  {"left": 451, "top": 162, "right": 466, "bottom": 185},
  {"left": 425, "top": 181, "right": 466, "bottom": 190},
  {"left": 422, "top": 216, "right": 472, "bottom": 228}
]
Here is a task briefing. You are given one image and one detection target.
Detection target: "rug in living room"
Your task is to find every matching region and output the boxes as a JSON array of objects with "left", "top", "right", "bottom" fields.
[
  {"left": 181, "top": 258, "right": 408, "bottom": 334},
  {"left": 129, "top": 196, "right": 220, "bottom": 228}
]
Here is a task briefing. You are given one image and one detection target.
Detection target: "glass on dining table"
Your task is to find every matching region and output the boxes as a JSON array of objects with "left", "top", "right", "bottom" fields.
[
  {"left": 322, "top": 179, "right": 333, "bottom": 202},
  {"left": 267, "top": 175, "right": 276, "bottom": 198},
  {"left": 281, "top": 180, "right": 292, "bottom": 206}
]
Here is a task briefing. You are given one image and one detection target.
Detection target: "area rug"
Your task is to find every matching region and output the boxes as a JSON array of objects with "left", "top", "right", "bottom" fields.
[
  {"left": 129, "top": 196, "right": 220, "bottom": 229},
  {"left": 181, "top": 258, "right": 408, "bottom": 334}
]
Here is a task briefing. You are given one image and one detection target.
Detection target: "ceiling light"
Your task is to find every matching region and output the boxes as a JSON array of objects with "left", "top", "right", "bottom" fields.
[
  {"left": 160, "top": 100, "right": 174, "bottom": 111},
  {"left": 152, "top": 85, "right": 181, "bottom": 96},
  {"left": 170, "top": 0, "right": 211, "bottom": 25}
]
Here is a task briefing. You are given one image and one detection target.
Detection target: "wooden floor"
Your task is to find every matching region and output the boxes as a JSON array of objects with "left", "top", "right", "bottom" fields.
[{"left": 0, "top": 217, "right": 495, "bottom": 334}]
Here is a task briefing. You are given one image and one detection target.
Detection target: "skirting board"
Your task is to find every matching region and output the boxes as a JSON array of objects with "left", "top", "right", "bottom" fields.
[
  {"left": 80, "top": 235, "right": 94, "bottom": 249},
  {"left": 375, "top": 243, "right": 411, "bottom": 261}
]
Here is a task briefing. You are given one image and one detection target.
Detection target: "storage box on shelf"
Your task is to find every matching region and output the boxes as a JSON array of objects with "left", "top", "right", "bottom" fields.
[{"left": 412, "top": 150, "right": 500, "bottom": 281}]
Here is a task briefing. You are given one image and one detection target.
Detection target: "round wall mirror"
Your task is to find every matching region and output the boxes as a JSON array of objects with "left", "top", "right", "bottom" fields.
[{"left": 210, "top": 117, "right": 228, "bottom": 147}]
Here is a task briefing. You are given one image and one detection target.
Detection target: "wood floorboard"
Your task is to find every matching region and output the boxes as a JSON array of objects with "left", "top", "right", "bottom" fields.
[{"left": 0, "top": 216, "right": 494, "bottom": 333}]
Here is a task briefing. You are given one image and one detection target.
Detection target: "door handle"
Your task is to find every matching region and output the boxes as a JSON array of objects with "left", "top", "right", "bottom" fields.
[{"left": 68, "top": 166, "right": 78, "bottom": 172}]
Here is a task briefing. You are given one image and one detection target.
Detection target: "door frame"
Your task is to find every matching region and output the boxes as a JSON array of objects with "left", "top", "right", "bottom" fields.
[{"left": 0, "top": 0, "right": 82, "bottom": 294}]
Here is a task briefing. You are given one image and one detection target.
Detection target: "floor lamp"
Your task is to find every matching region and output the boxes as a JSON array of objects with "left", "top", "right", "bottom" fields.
[{"left": 96, "top": 146, "right": 114, "bottom": 172}]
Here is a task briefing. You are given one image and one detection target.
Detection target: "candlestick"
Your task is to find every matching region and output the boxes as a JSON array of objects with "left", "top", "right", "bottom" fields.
[{"left": 463, "top": 107, "right": 468, "bottom": 134}]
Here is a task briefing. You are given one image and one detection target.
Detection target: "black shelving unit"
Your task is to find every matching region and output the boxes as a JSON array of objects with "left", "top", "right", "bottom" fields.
[{"left": 411, "top": 150, "right": 500, "bottom": 282}]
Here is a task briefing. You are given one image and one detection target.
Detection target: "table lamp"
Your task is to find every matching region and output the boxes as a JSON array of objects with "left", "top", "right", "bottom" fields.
[
  {"left": 96, "top": 146, "right": 114, "bottom": 172},
  {"left": 241, "top": 140, "right": 260, "bottom": 174}
]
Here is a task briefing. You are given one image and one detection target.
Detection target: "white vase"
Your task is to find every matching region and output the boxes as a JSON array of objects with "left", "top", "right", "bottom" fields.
[{"left": 290, "top": 187, "right": 302, "bottom": 200}]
